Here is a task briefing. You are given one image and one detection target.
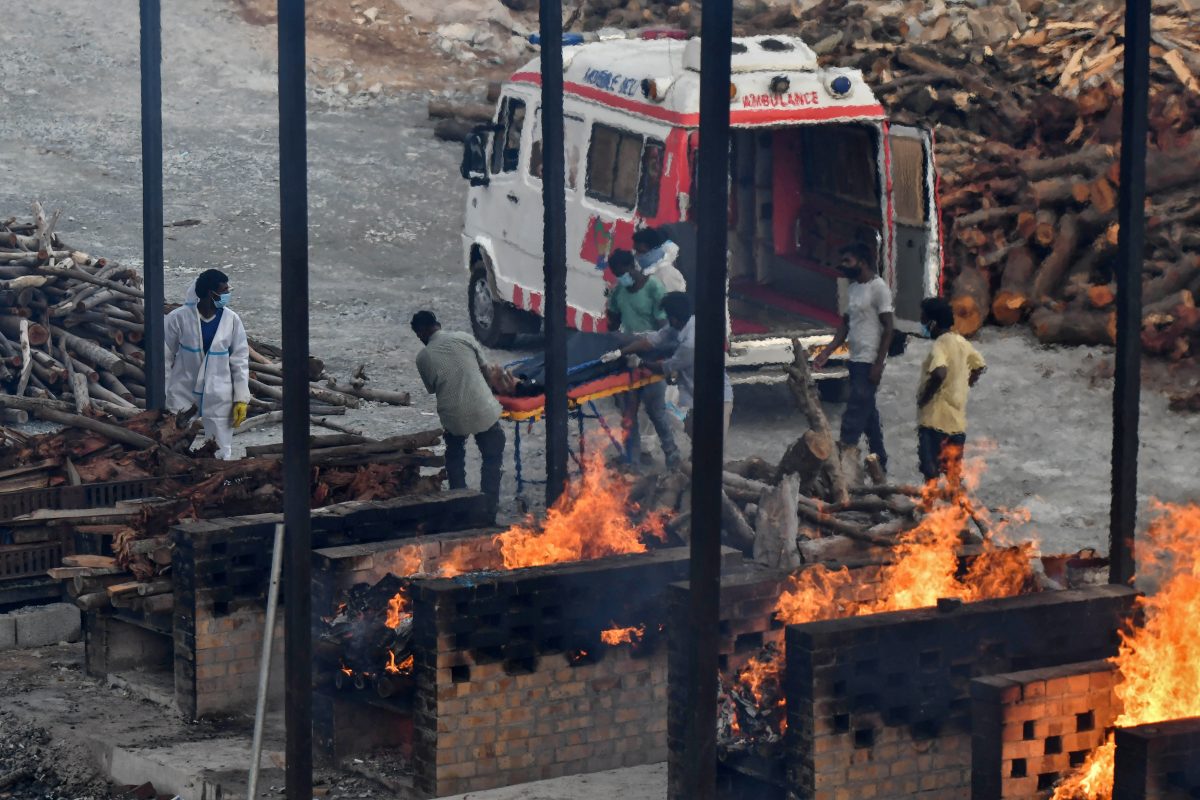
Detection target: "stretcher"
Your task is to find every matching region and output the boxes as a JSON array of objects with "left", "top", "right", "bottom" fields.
[{"left": 497, "top": 367, "right": 663, "bottom": 496}]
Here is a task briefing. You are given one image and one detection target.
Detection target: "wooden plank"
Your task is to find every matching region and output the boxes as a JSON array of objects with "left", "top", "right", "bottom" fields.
[
  {"left": 62, "top": 554, "right": 118, "bottom": 569},
  {"left": 106, "top": 581, "right": 142, "bottom": 598}
]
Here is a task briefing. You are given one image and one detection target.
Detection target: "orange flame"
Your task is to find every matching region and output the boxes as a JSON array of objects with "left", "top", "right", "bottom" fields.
[
  {"left": 1052, "top": 502, "right": 1200, "bottom": 800},
  {"left": 384, "top": 651, "right": 414, "bottom": 675},
  {"left": 493, "top": 452, "right": 666, "bottom": 570},
  {"left": 600, "top": 624, "right": 645, "bottom": 646},
  {"left": 385, "top": 591, "right": 410, "bottom": 630},
  {"left": 736, "top": 451, "right": 1036, "bottom": 739}
]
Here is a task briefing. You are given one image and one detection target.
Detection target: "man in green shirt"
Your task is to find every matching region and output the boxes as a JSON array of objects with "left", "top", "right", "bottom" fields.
[
  {"left": 603, "top": 250, "right": 675, "bottom": 466},
  {"left": 606, "top": 250, "right": 666, "bottom": 334}
]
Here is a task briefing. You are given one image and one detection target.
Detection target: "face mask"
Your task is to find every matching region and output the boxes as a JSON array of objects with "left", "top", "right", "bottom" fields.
[
  {"left": 921, "top": 323, "right": 933, "bottom": 338},
  {"left": 617, "top": 273, "right": 635, "bottom": 288},
  {"left": 214, "top": 292, "right": 232, "bottom": 309},
  {"left": 839, "top": 266, "right": 858, "bottom": 279},
  {"left": 635, "top": 251, "right": 655, "bottom": 269}
]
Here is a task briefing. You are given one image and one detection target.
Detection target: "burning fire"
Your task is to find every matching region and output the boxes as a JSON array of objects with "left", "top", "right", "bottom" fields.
[
  {"left": 384, "top": 651, "right": 414, "bottom": 675},
  {"left": 486, "top": 452, "right": 666, "bottom": 570},
  {"left": 385, "top": 591, "right": 410, "bottom": 630},
  {"left": 1052, "top": 502, "right": 1200, "bottom": 800},
  {"left": 734, "top": 451, "right": 1036, "bottom": 738},
  {"left": 600, "top": 624, "right": 645, "bottom": 646}
]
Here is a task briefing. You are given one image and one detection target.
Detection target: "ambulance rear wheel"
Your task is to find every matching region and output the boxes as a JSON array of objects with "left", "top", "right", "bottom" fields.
[{"left": 469, "top": 271, "right": 516, "bottom": 349}]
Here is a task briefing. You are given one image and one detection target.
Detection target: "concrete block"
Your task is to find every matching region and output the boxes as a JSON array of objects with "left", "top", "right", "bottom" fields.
[
  {"left": 12, "top": 603, "right": 82, "bottom": 648},
  {"left": 0, "top": 615, "right": 15, "bottom": 650}
]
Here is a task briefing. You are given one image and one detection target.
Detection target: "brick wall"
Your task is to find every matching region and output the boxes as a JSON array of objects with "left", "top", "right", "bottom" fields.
[
  {"left": 405, "top": 546, "right": 736, "bottom": 797},
  {"left": 169, "top": 491, "right": 492, "bottom": 720},
  {"left": 972, "top": 660, "right": 1120, "bottom": 799},
  {"left": 784, "top": 586, "right": 1139, "bottom": 800},
  {"left": 311, "top": 527, "right": 501, "bottom": 622},
  {"left": 1114, "top": 717, "right": 1200, "bottom": 800},
  {"left": 665, "top": 559, "right": 890, "bottom": 800}
]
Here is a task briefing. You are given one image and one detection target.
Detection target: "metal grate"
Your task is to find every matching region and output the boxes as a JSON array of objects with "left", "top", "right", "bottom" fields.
[
  {"left": 0, "top": 476, "right": 174, "bottom": 523},
  {"left": 0, "top": 540, "right": 65, "bottom": 581}
]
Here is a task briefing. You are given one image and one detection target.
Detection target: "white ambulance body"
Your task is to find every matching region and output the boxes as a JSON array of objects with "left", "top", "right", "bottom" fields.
[{"left": 458, "top": 32, "right": 942, "bottom": 383}]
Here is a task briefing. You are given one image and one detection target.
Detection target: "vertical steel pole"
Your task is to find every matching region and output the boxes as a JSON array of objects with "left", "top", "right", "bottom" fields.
[
  {"left": 540, "top": 0, "right": 569, "bottom": 505},
  {"left": 139, "top": 0, "right": 165, "bottom": 410},
  {"left": 684, "top": 4, "right": 733, "bottom": 798},
  {"left": 277, "top": 0, "right": 312, "bottom": 797},
  {"left": 1109, "top": 0, "right": 1150, "bottom": 586}
]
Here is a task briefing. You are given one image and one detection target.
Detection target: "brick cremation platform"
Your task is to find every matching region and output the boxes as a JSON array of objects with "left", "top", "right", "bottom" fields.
[
  {"left": 82, "top": 490, "right": 494, "bottom": 719},
  {"left": 313, "top": 525, "right": 743, "bottom": 799},
  {"left": 784, "top": 586, "right": 1139, "bottom": 800},
  {"left": 666, "top": 559, "right": 891, "bottom": 800},
  {"left": 1114, "top": 717, "right": 1200, "bottom": 800},
  {"left": 972, "top": 660, "right": 1121, "bottom": 799}
]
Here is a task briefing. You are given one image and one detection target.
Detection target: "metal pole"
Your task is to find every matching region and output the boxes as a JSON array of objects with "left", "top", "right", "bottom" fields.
[
  {"left": 277, "top": 0, "right": 312, "bottom": 797},
  {"left": 1109, "top": 0, "right": 1150, "bottom": 586},
  {"left": 540, "top": 0, "right": 569, "bottom": 505},
  {"left": 246, "top": 524, "right": 285, "bottom": 800},
  {"left": 139, "top": 0, "right": 165, "bottom": 410},
  {"left": 684, "top": 4, "right": 733, "bottom": 798}
]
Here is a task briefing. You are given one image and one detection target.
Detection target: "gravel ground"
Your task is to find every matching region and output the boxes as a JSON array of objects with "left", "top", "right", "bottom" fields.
[{"left": 3, "top": 0, "right": 1198, "bottom": 544}]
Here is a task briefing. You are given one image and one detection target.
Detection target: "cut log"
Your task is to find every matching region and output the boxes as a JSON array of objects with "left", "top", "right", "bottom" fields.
[
  {"left": 776, "top": 428, "right": 833, "bottom": 489},
  {"left": 950, "top": 266, "right": 992, "bottom": 338},
  {"left": 245, "top": 433, "right": 370, "bottom": 456},
  {"left": 50, "top": 326, "right": 126, "bottom": 375},
  {"left": 1030, "top": 308, "right": 1117, "bottom": 346},
  {"left": 991, "top": 245, "right": 1038, "bottom": 325},
  {"left": 136, "top": 578, "right": 173, "bottom": 597},
  {"left": 1032, "top": 212, "right": 1082, "bottom": 301},
  {"left": 1018, "top": 145, "right": 1116, "bottom": 180},
  {"left": 1034, "top": 209, "right": 1059, "bottom": 248},
  {"left": 8, "top": 402, "right": 155, "bottom": 448},
  {"left": 1031, "top": 174, "right": 1086, "bottom": 206},
  {"left": 794, "top": 497, "right": 893, "bottom": 547},
  {"left": 1087, "top": 284, "right": 1117, "bottom": 309},
  {"left": 1143, "top": 255, "right": 1200, "bottom": 305},
  {"left": 753, "top": 474, "right": 802, "bottom": 571},
  {"left": 783, "top": 342, "right": 848, "bottom": 504},
  {"left": 719, "top": 490, "right": 756, "bottom": 552},
  {"left": 75, "top": 592, "right": 111, "bottom": 611}
]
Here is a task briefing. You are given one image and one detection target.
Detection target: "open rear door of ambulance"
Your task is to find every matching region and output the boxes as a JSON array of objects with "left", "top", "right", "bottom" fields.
[{"left": 888, "top": 124, "right": 942, "bottom": 333}]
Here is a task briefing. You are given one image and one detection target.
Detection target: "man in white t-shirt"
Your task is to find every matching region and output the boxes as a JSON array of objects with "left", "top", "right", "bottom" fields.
[{"left": 814, "top": 242, "right": 895, "bottom": 476}]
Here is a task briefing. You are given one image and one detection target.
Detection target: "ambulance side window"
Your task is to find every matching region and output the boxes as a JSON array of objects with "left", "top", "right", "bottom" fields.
[
  {"left": 586, "top": 123, "right": 644, "bottom": 209},
  {"left": 490, "top": 97, "right": 526, "bottom": 175},
  {"left": 637, "top": 139, "right": 664, "bottom": 217},
  {"left": 528, "top": 113, "right": 582, "bottom": 190}
]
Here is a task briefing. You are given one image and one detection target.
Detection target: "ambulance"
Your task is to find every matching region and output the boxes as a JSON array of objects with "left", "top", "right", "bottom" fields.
[{"left": 458, "top": 31, "right": 942, "bottom": 386}]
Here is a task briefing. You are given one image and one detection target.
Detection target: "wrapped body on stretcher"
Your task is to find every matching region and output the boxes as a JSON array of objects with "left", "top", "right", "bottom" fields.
[{"left": 493, "top": 332, "right": 673, "bottom": 421}]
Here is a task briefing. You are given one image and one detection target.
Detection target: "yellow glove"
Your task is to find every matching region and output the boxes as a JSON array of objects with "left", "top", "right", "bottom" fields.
[{"left": 232, "top": 401, "right": 248, "bottom": 427}]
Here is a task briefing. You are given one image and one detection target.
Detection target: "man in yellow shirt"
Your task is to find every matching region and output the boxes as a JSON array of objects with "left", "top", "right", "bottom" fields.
[{"left": 916, "top": 298, "right": 986, "bottom": 482}]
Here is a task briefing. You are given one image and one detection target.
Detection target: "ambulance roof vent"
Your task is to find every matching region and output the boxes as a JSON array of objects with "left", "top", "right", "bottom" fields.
[{"left": 684, "top": 34, "right": 818, "bottom": 73}]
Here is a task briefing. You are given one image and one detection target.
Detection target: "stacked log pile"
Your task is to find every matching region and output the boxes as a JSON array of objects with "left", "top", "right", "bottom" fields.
[
  {"left": 1, "top": 205, "right": 410, "bottom": 424},
  {"left": 18, "top": 420, "right": 446, "bottom": 612}
]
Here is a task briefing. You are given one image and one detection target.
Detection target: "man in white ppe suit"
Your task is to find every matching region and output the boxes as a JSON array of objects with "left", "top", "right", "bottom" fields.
[{"left": 164, "top": 269, "right": 251, "bottom": 459}]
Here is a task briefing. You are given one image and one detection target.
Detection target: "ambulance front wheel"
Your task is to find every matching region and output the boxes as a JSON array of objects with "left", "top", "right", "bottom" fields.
[{"left": 469, "top": 271, "right": 517, "bottom": 349}]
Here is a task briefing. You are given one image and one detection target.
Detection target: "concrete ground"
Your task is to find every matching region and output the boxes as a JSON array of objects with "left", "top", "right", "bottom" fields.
[{"left": 0, "top": 642, "right": 664, "bottom": 800}]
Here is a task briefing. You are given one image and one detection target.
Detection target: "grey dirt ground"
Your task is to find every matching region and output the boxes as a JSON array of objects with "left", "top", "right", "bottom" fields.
[
  {"left": 0, "top": 2, "right": 1198, "bottom": 797},
  {"left": 2, "top": 0, "right": 1194, "bottom": 551}
]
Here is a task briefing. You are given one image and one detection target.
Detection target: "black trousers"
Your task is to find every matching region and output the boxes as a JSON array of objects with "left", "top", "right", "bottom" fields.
[{"left": 918, "top": 426, "right": 966, "bottom": 482}]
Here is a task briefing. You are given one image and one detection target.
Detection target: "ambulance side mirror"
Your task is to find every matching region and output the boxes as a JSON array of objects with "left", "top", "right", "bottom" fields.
[{"left": 461, "top": 130, "right": 490, "bottom": 187}]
